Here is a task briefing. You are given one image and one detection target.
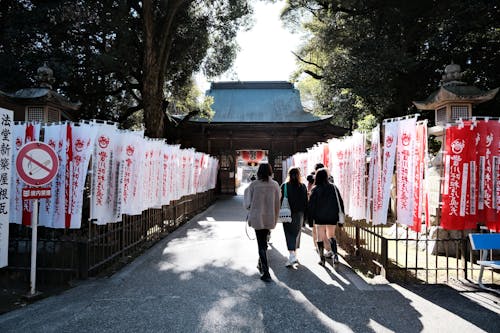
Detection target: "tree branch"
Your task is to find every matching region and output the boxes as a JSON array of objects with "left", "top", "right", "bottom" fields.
[
  {"left": 175, "top": 109, "right": 201, "bottom": 127},
  {"left": 119, "top": 104, "right": 143, "bottom": 122},
  {"left": 292, "top": 51, "right": 324, "bottom": 70},
  {"left": 304, "top": 69, "right": 324, "bottom": 80}
]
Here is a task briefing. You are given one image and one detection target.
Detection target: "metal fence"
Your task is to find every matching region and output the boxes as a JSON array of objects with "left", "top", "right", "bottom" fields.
[
  {"left": 338, "top": 220, "right": 499, "bottom": 285},
  {"left": 2, "top": 190, "right": 215, "bottom": 285}
]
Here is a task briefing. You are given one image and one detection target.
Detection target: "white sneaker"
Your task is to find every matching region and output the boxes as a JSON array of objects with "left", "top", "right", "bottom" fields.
[
  {"left": 333, "top": 254, "right": 339, "bottom": 264},
  {"left": 286, "top": 253, "right": 297, "bottom": 267}
]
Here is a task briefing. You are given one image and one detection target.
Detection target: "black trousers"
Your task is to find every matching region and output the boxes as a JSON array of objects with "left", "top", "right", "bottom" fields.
[
  {"left": 283, "top": 211, "right": 303, "bottom": 251},
  {"left": 255, "top": 229, "right": 270, "bottom": 276}
]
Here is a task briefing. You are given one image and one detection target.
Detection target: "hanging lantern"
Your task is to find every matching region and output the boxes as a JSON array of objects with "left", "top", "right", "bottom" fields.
[{"left": 240, "top": 150, "right": 265, "bottom": 165}]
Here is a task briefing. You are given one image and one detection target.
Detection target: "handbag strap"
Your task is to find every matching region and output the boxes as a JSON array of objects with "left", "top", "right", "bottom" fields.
[
  {"left": 284, "top": 183, "right": 288, "bottom": 198},
  {"left": 334, "top": 185, "right": 343, "bottom": 213}
]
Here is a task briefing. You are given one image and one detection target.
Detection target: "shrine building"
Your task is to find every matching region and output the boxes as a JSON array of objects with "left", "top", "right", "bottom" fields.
[{"left": 170, "top": 81, "right": 347, "bottom": 194}]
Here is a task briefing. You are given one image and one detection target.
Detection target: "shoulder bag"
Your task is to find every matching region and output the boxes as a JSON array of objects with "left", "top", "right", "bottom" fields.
[
  {"left": 278, "top": 183, "right": 292, "bottom": 223},
  {"left": 334, "top": 185, "right": 345, "bottom": 225}
]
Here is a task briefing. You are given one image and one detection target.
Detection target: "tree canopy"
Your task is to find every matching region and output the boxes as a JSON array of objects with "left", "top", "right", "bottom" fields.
[
  {"left": 284, "top": 0, "right": 500, "bottom": 129},
  {"left": 0, "top": 0, "right": 252, "bottom": 137}
]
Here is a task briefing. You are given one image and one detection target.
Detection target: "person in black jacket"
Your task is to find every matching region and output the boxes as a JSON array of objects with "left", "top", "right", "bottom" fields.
[
  {"left": 308, "top": 168, "right": 345, "bottom": 265},
  {"left": 281, "top": 167, "right": 308, "bottom": 267}
]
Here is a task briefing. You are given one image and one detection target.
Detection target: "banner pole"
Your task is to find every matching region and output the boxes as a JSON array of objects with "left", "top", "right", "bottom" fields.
[{"left": 29, "top": 198, "right": 38, "bottom": 296}]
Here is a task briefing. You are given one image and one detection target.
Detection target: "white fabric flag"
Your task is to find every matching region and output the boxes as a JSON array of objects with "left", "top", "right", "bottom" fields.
[
  {"left": 193, "top": 152, "right": 202, "bottom": 194},
  {"left": 152, "top": 140, "right": 164, "bottom": 208},
  {"left": 10, "top": 123, "right": 27, "bottom": 225},
  {"left": 396, "top": 118, "right": 417, "bottom": 225},
  {"left": 180, "top": 149, "right": 189, "bottom": 198},
  {"left": 366, "top": 125, "right": 381, "bottom": 223},
  {"left": 331, "top": 138, "right": 351, "bottom": 212},
  {"left": 129, "top": 135, "right": 146, "bottom": 215},
  {"left": 168, "top": 146, "right": 178, "bottom": 201},
  {"left": 141, "top": 140, "right": 154, "bottom": 210},
  {"left": 39, "top": 124, "right": 67, "bottom": 228},
  {"left": 68, "top": 123, "right": 97, "bottom": 228},
  {"left": 350, "top": 132, "right": 366, "bottom": 220},
  {"left": 90, "top": 124, "right": 120, "bottom": 225},
  {"left": 373, "top": 120, "right": 399, "bottom": 225},
  {"left": 160, "top": 145, "right": 170, "bottom": 204},
  {"left": 210, "top": 157, "right": 218, "bottom": 189},
  {"left": 0, "top": 108, "right": 13, "bottom": 268},
  {"left": 119, "top": 131, "right": 143, "bottom": 215}
]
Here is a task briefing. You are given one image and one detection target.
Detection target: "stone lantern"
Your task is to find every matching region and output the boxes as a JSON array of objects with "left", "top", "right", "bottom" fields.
[
  {"left": 413, "top": 63, "right": 498, "bottom": 229},
  {"left": 413, "top": 63, "right": 498, "bottom": 135},
  {"left": 0, "top": 63, "right": 80, "bottom": 122}
]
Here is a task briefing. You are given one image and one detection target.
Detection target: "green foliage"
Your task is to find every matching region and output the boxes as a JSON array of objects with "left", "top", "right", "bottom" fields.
[
  {"left": 356, "top": 114, "right": 378, "bottom": 132},
  {"left": 284, "top": 0, "right": 500, "bottom": 129},
  {"left": 0, "top": 0, "right": 252, "bottom": 136},
  {"left": 428, "top": 135, "right": 442, "bottom": 156}
]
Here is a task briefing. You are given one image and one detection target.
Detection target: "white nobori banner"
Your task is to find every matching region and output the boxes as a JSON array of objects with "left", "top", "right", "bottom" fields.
[{"left": 373, "top": 120, "right": 399, "bottom": 225}]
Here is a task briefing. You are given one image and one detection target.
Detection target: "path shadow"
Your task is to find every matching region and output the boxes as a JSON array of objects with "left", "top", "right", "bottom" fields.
[
  {"left": 266, "top": 243, "right": 425, "bottom": 333},
  {"left": 403, "top": 283, "right": 499, "bottom": 332}
]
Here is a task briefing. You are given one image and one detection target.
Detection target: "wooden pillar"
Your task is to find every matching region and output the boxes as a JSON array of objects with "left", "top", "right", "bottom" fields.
[{"left": 293, "top": 129, "right": 298, "bottom": 153}]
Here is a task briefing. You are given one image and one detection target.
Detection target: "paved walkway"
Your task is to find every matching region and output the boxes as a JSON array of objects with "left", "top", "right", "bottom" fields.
[{"left": 0, "top": 196, "right": 499, "bottom": 332}]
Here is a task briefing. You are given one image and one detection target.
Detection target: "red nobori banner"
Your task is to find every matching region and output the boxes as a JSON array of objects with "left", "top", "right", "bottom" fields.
[
  {"left": 441, "top": 120, "right": 500, "bottom": 231},
  {"left": 441, "top": 122, "right": 476, "bottom": 230},
  {"left": 476, "top": 120, "right": 500, "bottom": 231}
]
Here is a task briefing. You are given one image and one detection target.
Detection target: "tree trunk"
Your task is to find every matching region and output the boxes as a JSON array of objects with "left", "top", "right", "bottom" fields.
[
  {"left": 141, "top": 0, "right": 186, "bottom": 138},
  {"left": 142, "top": 0, "right": 166, "bottom": 138},
  {"left": 142, "top": 61, "right": 165, "bottom": 138}
]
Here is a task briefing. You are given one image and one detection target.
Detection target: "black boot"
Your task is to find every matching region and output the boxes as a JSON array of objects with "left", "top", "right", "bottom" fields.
[
  {"left": 257, "top": 259, "right": 263, "bottom": 275},
  {"left": 317, "top": 241, "right": 325, "bottom": 266},
  {"left": 259, "top": 249, "right": 272, "bottom": 282},
  {"left": 329, "top": 238, "right": 339, "bottom": 264}
]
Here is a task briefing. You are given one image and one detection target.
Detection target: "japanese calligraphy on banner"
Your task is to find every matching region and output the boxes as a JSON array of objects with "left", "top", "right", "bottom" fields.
[
  {"left": 90, "top": 123, "right": 120, "bottom": 225},
  {"left": 329, "top": 138, "right": 350, "bottom": 209},
  {"left": 475, "top": 120, "right": 500, "bottom": 231},
  {"left": 366, "top": 125, "right": 381, "bottom": 223},
  {"left": 396, "top": 117, "right": 417, "bottom": 226},
  {"left": 118, "top": 131, "right": 143, "bottom": 216},
  {"left": 0, "top": 108, "right": 12, "bottom": 268},
  {"left": 350, "top": 132, "right": 366, "bottom": 220},
  {"left": 39, "top": 124, "right": 68, "bottom": 228},
  {"left": 441, "top": 123, "right": 476, "bottom": 230},
  {"left": 411, "top": 121, "right": 428, "bottom": 232},
  {"left": 373, "top": 120, "right": 399, "bottom": 225},
  {"left": 68, "top": 123, "right": 97, "bottom": 228},
  {"left": 292, "top": 153, "right": 308, "bottom": 181}
]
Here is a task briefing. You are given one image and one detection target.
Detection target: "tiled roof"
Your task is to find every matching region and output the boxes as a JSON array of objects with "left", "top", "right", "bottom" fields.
[{"left": 190, "top": 81, "right": 331, "bottom": 123}]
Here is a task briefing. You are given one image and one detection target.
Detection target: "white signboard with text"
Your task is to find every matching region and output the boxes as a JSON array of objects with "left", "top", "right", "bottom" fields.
[{"left": 0, "top": 108, "right": 13, "bottom": 268}]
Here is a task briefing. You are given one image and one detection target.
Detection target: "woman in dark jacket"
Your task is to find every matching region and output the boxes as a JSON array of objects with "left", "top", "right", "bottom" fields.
[
  {"left": 308, "top": 168, "right": 344, "bottom": 265},
  {"left": 280, "top": 167, "right": 308, "bottom": 267}
]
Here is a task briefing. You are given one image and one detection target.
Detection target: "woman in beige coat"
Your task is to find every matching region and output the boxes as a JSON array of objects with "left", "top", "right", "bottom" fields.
[{"left": 244, "top": 163, "right": 281, "bottom": 282}]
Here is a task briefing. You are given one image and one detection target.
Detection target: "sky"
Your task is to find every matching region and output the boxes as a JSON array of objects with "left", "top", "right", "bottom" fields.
[{"left": 197, "top": 0, "right": 304, "bottom": 91}]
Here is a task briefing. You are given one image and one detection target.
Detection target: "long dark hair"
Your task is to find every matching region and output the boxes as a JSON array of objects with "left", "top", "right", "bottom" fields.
[
  {"left": 257, "top": 163, "right": 273, "bottom": 182},
  {"left": 314, "top": 168, "right": 329, "bottom": 185},
  {"left": 286, "top": 167, "right": 301, "bottom": 185}
]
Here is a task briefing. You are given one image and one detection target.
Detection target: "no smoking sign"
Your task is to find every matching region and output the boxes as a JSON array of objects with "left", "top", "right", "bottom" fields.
[{"left": 16, "top": 141, "right": 59, "bottom": 186}]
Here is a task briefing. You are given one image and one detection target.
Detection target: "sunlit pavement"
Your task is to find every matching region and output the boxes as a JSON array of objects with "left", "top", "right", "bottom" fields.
[{"left": 0, "top": 195, "right": 498, "bottom": 332}]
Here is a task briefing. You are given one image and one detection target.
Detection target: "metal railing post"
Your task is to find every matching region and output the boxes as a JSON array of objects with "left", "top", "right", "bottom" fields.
[
  {"left": 381, "top": 237, "right": 388, "bottom": 267},
  {"left": 78, "top": 241, "right": 89, "bottom": 279},
  {"left": 355, "top": 225, "right": 360, "bottom": 256}
]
